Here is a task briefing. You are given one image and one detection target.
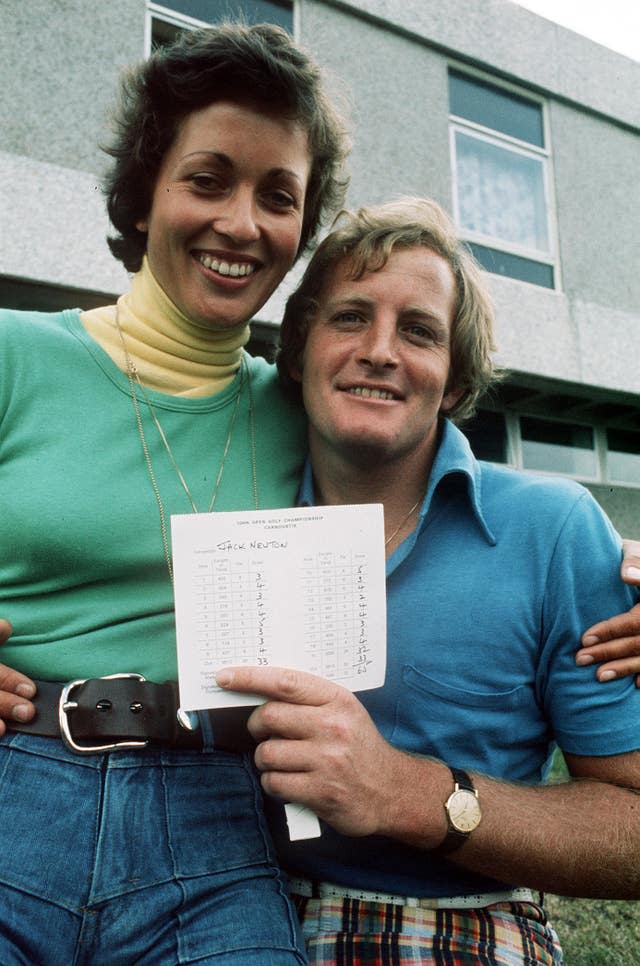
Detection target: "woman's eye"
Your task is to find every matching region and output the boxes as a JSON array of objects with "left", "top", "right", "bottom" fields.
[{"left": 190, "top": 173, "right": 222, "bottom": 191}]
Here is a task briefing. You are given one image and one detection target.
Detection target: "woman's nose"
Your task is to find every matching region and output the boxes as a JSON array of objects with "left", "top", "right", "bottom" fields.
[{"left": 212, "top": 189, "right": 260, "bottom": 244}]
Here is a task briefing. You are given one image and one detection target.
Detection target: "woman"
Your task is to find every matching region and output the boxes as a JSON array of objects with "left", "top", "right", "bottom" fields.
[{"left": 0, "top": 22, "right": 347, "bottom": 965}]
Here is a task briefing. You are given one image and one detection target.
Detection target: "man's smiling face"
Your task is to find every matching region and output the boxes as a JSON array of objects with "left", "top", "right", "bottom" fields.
[{"left": 295, "top": 246, "right": 462, "bottom": 468}]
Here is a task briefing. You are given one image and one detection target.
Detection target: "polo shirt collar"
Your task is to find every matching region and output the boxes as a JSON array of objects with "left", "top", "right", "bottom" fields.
[
  {"left": 422, "top": 419, "right": 496, "bottom": 545},
  {"left": 296, "top": 418, "right": 495, "bottom": 547}
]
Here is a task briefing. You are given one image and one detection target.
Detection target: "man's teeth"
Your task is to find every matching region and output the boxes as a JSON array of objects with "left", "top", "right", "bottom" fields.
[
  {"left": 198, "top": 255, "right": 255, "bottom": 277},
  {"left": 349, "top": 387, "right": 396, "bottom": 400}
]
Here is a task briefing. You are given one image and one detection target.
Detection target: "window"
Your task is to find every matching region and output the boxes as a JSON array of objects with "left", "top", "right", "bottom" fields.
[
  {"left": 607, "top": 429, "right": 640, "bottom": 485},
  {"left": 463, "top": 408, "right": 640, "bottom": 488},
  {"left": 520, "top": 417, "right": 597, "bottom": 478},
  {"left": 449, "top": 70, "right": 556, "bottom": 288},
  {"left": 147, "top": 0, "right": 293, "bottom": 49}
]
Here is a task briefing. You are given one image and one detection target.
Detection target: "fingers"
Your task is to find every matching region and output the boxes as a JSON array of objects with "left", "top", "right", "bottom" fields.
[
  {"left": 254, "top": 735, "right": 315, "bottom": 775},
  {"left": 577, "top": 640, "right": 640, "bottom": 684},
  {"left": 0, "top": 624, "right": 38, "bottom": 734},
  {"left": 578, "top": 603, "right": 640, "bottom": 686},
  {"left": 216, "top": 666, "right": 341, "bottom": 706},
  {"left": 581, "top": 603, "right": 640, "bottom": 648},
  {"left": 247, "top": 699, "right": 318, "bottom": 743},
  {"left": 0, "top": 678, "right": 37, "bottom": 736},
  {"left": 621, "top": 540, "right": 640, "bottom": 584}
]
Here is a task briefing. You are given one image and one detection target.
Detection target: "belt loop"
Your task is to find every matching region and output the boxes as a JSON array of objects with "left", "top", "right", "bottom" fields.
[{"left": 197, "top": 710, "right": 216, "bottom": 751}]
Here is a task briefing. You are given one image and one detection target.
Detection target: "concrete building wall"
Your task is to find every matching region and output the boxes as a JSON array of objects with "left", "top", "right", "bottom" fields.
[
  {"left": 551, "top": 104, "right": 640, "bottom": 315},
  {"left": 1, "top": 0, "right": 142, "bottom": 171},
  {"left": 302, "top": 1, "right": 452, "bottom": 211},
  {"left": 586, "top": 485, "right": 640, "bottom": 541},
  {"left": 0, "top": 0, "right": 141, "bottom": 296}
]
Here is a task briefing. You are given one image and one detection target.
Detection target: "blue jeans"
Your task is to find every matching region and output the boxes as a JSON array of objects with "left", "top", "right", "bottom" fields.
[{"left": 0, "top": 732, "right": 307, "bottom": 965}]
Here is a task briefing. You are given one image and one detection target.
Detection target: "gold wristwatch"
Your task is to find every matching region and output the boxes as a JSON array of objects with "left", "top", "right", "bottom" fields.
[{"left": 436, "top": 766, "right": 482, "bottom": 854}]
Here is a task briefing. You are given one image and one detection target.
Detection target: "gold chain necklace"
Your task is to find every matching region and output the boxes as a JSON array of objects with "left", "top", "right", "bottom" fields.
[
  {"left": 385, "top": 498, "right": 422, "bottom": 548},
  {"left": 116, "top": 308, "right": 259, "bottom": 580}
]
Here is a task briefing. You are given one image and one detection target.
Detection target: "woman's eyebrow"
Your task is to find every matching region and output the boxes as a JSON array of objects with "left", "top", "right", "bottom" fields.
[{"left": 180, "top": 151, "right": 306, "bottom": 186}]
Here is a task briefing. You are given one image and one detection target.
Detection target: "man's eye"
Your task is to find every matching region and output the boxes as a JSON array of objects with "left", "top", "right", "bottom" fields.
[
  {"left": 334, "top": 312, "right": 362, "bottom": 325},
  {"left": 265, "top": 190, "right": 296, "bottom": 209},
  {"left": 405, "top": 324, "right": 435, "bottom": 341}
]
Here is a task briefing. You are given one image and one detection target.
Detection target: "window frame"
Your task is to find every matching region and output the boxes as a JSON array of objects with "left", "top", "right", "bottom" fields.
[
  {"left": 145, "top": 2, "right": 209, "bottom": 51},
  {"left": 448, "top": 64, "right": 560, "bottom": 291}
]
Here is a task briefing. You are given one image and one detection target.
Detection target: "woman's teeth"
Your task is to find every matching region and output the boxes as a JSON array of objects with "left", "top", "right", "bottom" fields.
[{"left": 198, "top": 255, "right": 255, "bottom": 277}]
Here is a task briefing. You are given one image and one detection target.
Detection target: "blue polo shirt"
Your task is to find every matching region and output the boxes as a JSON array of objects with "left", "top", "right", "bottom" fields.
[{"left": 267, "top": 419, "right": 640, "bottom": 897}]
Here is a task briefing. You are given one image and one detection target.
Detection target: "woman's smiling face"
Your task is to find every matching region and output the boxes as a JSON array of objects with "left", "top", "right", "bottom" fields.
[{"left": 137, "top": 100, "right": 312, "bottom": 329}]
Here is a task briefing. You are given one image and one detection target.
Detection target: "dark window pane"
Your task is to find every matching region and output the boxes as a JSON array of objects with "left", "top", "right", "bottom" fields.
[
  {"left": 449, "top": 70, "right": 544, "bottom": 147},
  {"left": 0, "top": 278, "right": 116, "bottom": 313},
  {"left": 156, "top": 0, "right": 293, "bottom": 30},
  {"left": 607, "top": 428, "right": 640, "bottom": 454},
  {"left": 467, "top": 243, "right": 554, "bottom": 289},
  {"left": 521, "top": 418, "right": 593, "bottom": 448},
  {"left": 462, "top": 410, "right": 508, "bottom": 463}
]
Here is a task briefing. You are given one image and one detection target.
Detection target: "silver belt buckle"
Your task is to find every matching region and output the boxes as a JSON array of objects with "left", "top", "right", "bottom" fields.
[{"left": 58, "top": 673, "right": 150, "bottom": 754}]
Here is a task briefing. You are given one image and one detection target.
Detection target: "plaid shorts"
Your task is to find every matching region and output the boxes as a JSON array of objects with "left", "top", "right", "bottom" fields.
[{"left": 293, "top": 894, "right": 564, "bottom": 965}]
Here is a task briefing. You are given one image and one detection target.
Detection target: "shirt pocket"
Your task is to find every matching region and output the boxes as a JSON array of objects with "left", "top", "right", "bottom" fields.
[{"left": 391, "top": 664, "right": 532, "bottom": 771}]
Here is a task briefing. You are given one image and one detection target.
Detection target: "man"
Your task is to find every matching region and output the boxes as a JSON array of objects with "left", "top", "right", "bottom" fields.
[{"left": 217, "top": 198, "right": 640, "bottom": 964}]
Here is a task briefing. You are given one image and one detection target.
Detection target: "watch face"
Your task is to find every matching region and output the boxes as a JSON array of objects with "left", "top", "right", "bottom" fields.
[{"left": 448, "top": 789, "right": 482, "bottom": 833}]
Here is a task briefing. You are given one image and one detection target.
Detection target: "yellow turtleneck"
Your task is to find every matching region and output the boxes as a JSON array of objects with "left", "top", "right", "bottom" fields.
[{"left": 81, "top": 256, "right": 251, "bottom": 397}]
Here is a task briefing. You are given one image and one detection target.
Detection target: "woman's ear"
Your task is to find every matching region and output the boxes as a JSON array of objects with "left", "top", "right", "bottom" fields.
[{"left": 289, "top": 358, "right": 303, "bottom": 384}]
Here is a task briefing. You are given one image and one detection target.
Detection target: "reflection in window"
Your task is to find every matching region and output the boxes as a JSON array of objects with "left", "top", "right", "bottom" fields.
[
  {"left": 449, "top": 70, "right": 554, "bottom": 289},
  {"left": 607, "top": 429, "right": 640, "bottom": 484},
  {"left": 520, "top": 417, "right": 596, "bottom": 477},
  {"left": 455, "top": 132, "right": 549, "bottom": 254}
]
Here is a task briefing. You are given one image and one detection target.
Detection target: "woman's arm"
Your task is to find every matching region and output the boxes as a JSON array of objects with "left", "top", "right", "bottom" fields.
[{"left": 577, "top": 540, "right": 640, "bottom": 686}]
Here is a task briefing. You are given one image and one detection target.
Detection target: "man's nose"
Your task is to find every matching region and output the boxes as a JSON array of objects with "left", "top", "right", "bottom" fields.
[{"left": 359, "top": 321, "right": 399, "bottom": 368}]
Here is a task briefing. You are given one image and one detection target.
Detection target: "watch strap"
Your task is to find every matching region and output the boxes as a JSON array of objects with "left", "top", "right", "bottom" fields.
[{"left": 451, "top": 766, "right": 473, "bottom": 792}]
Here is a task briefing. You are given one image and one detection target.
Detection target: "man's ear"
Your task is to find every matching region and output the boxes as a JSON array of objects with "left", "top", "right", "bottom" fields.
[
  {"left": 440, "top": 386, "right": 464, "bottom": 414},
  {"left": 136, "top": 219, "right": 148, "bottom": 233}
]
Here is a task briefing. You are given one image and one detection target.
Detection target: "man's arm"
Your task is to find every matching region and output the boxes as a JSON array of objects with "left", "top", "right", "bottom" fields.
[
  {"left": 217, "top": 665, "right": 640, "bottom": 899},
  {"left": 577, "top": 540, "right": 640, "bottom": 685},
  {"left": 0, "top": 621, "right": 36, "bottom": 734}
]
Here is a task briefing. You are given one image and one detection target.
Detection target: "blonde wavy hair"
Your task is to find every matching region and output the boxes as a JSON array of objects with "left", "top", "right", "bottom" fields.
[{"left": 277, "top": 197, "right": 499, "bottom": 423}]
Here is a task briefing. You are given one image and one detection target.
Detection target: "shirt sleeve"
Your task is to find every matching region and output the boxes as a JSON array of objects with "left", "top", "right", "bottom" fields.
[{"left": 538, "top": 489, "right": 640, "bottom": 756}]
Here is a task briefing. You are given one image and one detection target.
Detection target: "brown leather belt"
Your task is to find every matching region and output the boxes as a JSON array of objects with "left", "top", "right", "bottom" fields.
[{"left": 7, "top": 675, "right": 255, "bottom": 755}]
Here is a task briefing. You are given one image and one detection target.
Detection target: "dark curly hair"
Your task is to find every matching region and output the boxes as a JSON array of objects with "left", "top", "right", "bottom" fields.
[{"left": 104, "top": 22, "right": 350, "bottom": 272}]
